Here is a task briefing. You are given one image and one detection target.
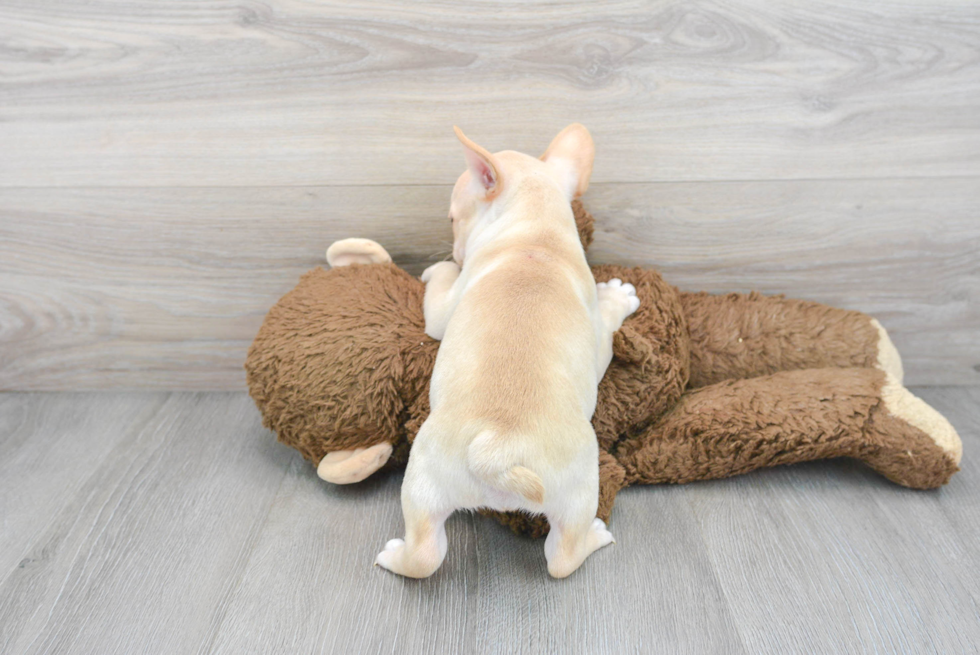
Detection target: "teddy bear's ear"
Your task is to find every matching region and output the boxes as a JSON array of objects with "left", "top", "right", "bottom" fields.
[{"left": 326, "top": 238, "right": 392, "bottom": 268}]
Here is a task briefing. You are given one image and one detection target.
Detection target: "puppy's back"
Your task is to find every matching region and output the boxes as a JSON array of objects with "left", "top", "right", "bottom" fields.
[{"left": 432, "top": 246, "right": 598, "bottom": 456}]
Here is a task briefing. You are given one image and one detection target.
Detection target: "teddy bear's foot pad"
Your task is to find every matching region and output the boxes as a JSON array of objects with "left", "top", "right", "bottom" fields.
[
  {"left": 860, "top": 374, "right": 962, "bottom": 489},
  {"left": 881, "top": 375, "right": 961, "bottom": 465},
  {"left": 872, "top": 319, "right": 904, "bottom": 384}
]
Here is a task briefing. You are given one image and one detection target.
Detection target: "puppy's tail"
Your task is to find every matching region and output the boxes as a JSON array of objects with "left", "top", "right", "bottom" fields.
[{"left": 468, "top": 430, "right": 545, "bottom": 504}]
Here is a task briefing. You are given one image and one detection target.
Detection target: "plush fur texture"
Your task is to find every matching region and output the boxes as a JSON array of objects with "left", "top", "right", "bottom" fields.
[{"left": 245, "top": 200, "right": 962, "bottom": 538}]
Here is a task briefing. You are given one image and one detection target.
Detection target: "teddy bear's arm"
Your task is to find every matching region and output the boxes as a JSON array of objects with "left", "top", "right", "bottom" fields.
[
  {"left": 615, "top": 367, "right": 961, "bottom": 491},
  {"left": 680, "top": 292, "right": 902, "bottom": 388}
]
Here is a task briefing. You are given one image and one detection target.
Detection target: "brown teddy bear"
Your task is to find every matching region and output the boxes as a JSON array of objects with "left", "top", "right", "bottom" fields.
[{"left": 245, "top": 201, "right": 962, "bottom": 537}]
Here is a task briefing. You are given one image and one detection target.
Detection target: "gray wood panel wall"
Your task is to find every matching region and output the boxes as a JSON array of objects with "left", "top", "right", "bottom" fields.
[{"left": 1, "top": 0, "right": 978, "bottom": 389}]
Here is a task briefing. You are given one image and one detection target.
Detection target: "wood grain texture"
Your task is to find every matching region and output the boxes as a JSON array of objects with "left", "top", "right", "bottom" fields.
[
  {"left": 585, "top": 180, "right": 980, "bottom": 387},
  {"left": 685, "top": 386, "right": 980, "bottom": 654},
  {"left": 0, "top": 393, "right": 165, "bottom": 576},
  {"left": 470, "top": 483, "right": 747, "bottom": 654},
  {"left": 208, "top": 458, "right": 482, "bottom": 655},
  {"left": 211, "top": 457, "right": 747, "bottom": 655},
  {"left": 0, "top": 390, "right": 976, "bottom": 653},
  {"left": 1, "top": 0, "right": 978, "bottom": 186},
  {"left": 0, "top": 393, "right": 294, "bottom": 655},
  {"left": 2, "top": 179, "right": 977, "bottom": 389}
]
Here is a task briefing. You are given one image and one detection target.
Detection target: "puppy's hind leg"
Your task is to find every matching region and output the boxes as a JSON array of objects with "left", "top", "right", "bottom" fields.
[
  {"left": 376, "top": 461, "right": 454, "bottom": 579},
  {"left": 543, "top": 468, "right": 615, "bottom": 579}
]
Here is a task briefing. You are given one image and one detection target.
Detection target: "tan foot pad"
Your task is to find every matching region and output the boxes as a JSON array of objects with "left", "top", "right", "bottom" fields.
[
  {"left": 882, "top": 374, "right": 962, "bottom": 465},
  {"left": 872, "top": 319, "right": 904, "bottom": 385},
  {"left": 317, "top": 442, "right": 394, "bottom": 484}
]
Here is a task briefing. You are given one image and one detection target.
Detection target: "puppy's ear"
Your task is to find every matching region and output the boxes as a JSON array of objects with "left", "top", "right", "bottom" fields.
[
  {"left": 454, "top": 126, "right": 501, "bottom": 199},
  {"left": 541, "top": 123, "right": 595, "bottom": 200}
]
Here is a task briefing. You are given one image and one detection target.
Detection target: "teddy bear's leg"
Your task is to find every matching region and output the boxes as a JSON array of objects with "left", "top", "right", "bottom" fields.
[
  {"left": 679, "top": 292, "right": 903, "bottom": 388},
  {"left": 615, "top": 368, "right": 960, "bottom": 490},
  {"left": 326, "top": 238, "right": 393, "bottom": 268},
  {"left": 375, "top": 461, "right": 454, "bottom": 579}
]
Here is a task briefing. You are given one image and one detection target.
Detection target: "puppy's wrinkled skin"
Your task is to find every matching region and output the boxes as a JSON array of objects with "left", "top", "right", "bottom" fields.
[{"left": 375, "top": 125, "right": 638, "bottom": 579}]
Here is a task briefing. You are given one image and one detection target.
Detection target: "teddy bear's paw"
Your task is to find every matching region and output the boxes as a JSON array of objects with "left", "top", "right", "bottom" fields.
[
  {"left": 326, "top": 238, "right": 392, "bottom": 268},
  {"left": 871, "top": 318, "right": 904, "bottom": 384},
  {"left": 881, "top": 374, "right": 962, "bottom": 466},
  {"left": 597, "top": 278, "right": 640, "bottom": 329}
]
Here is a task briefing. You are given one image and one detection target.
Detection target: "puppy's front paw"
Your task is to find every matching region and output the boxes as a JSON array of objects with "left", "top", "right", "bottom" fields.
[
  {"left": 597, "top": 278, "right": 640, "bottom": 328},
  {"left": 421, "top": 261, "right": 461, "bottom": 284}
]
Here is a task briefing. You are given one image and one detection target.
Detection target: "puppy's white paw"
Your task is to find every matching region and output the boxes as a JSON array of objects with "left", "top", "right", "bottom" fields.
[
  {"left": 375, "top": 538, "right": 406, "bottom": 571},
  {"left": 421, "top": 261, "right": 461, "bottom": 284},
  {"left": 597, "top": 278, "right": 640, "bottom": 326}
]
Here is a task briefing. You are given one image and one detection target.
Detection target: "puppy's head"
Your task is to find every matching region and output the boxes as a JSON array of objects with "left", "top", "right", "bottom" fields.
[{"left": 449, "top": 124, "right": 595, "bottom": 264}]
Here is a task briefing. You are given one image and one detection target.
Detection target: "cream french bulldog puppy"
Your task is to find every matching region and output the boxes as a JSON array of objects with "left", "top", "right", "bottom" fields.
[{"left": 375, "top": 124, "right": 639, "bottom": 579}]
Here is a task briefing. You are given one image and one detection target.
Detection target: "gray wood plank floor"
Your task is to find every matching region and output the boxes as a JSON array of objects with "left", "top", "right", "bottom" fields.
[{"left": 1, "top": 389, "right": 976, "bottom": 654}]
